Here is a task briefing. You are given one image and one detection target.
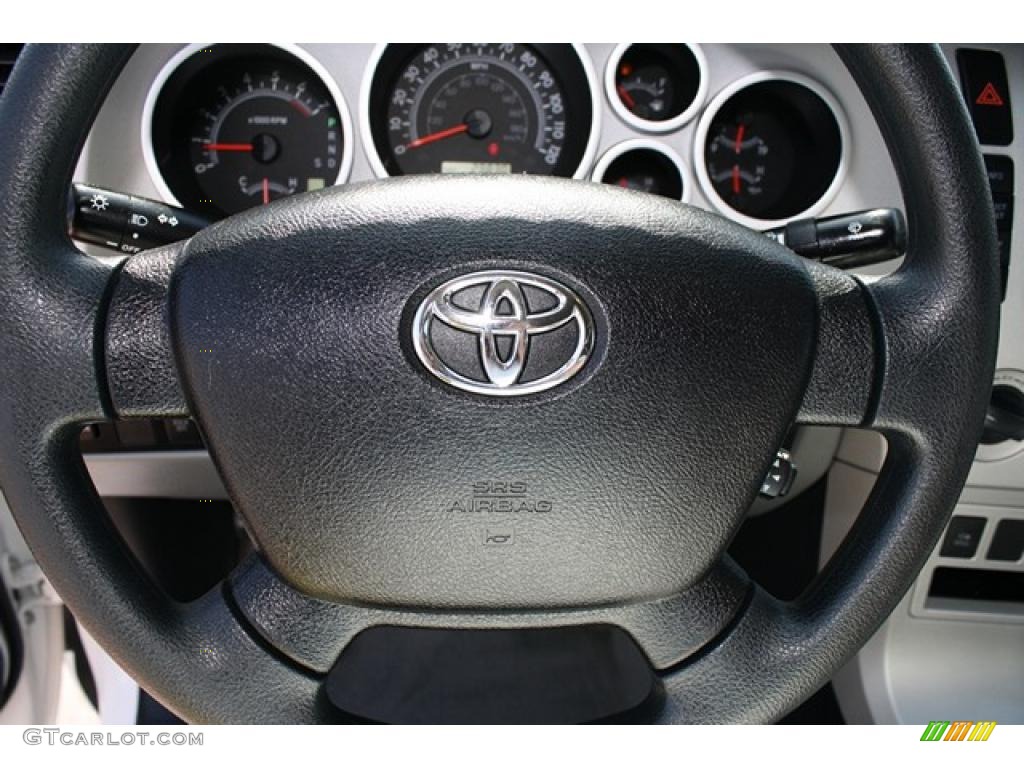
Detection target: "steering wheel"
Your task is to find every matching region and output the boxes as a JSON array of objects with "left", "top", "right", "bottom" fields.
[{"left": 0, "top": 44, "right": 1000, "bottom": 723}]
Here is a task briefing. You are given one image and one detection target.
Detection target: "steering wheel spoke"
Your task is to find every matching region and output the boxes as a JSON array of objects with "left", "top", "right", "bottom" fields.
[
  {"left": 227, "top": 553, "right": 752, "bottom": 676},
  {"left": 104, "top": 242, "right": 191, "bottom": 418},
  {"left": 134, "top": 584, "right": 327, "bottom": 723},
  {"left": 797, "top": 261, "right": 878, "bottom": 427}
]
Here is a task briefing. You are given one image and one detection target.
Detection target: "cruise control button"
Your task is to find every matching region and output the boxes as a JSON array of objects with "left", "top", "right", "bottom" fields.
[
  {"left": 759, "top": 449, "right": 796, "bottom": 499},
  {"left": 986, "top": 519, "right": 1024, "bottom": 562},
  {"left": 940, "top": 515, "right": 986, "bottom": 558},
  {"left": 957, "top": 49, "right": 1013, "bottom": 146}
]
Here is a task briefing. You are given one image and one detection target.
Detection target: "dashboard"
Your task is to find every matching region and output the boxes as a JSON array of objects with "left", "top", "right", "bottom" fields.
[
  {"left": 114, "top": 43, "right": 882, "bottom": 227},
  {"left": 69, "top": 43, "right": 1023, "bottom": 725}
]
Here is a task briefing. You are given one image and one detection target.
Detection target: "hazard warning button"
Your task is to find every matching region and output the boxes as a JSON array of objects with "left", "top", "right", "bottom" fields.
[
  {"left": 976, "top": 82, "right": 1005, "bottom": 107},
  {"left": 957, "top": 48, "right": 1013, "bottom": 146}
]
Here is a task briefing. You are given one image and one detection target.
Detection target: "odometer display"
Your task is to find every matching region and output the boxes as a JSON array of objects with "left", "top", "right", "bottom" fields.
[{"left": 368, "top": 44, "right": 596, "bottom": 178}]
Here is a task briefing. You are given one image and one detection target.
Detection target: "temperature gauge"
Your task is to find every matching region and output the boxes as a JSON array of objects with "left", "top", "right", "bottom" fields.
[
  {"left": 697, "top": 72, "right": 846, "bottom": 227},
  {"left": 705, "top": 112, "right": 793, "bottom": 214}
]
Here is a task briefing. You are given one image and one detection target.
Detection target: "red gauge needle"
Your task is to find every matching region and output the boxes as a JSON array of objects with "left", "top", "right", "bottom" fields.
[
  {"left": 262, "top": 177, "right": 270, "bottom": 205},
  {"left": 732, "top": 164, "right": 741, "bottom": 195},
  {"left": 734, "top": 123, "right": 745, "bottom": 154},
  {"left": 289, "top": 99, "right": 312, "bottom": 117},
  {"left": 406, "top": 123, "right": 469, "bottom": 150},
  {"left": 617, "top": 85, "right": 637, "bottom": 110},
  {"left": 203, "top": 142, "right": 254, "bottom": 152}
]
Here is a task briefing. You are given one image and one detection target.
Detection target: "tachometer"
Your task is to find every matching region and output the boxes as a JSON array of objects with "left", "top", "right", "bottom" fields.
[
  {"left": 365, "top": 44, "right": 598, "bottom": 178},
  {"left": 145, "top": 44, "right": 353, "bottom": 218}
]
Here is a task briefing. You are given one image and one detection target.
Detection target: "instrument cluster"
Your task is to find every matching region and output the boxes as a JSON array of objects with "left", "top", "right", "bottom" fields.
[{"left": 143, "top": 43, "right": 849, "bottom": 228}]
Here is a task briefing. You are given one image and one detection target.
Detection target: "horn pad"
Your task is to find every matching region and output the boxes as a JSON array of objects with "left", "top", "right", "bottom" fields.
[{"left": 171, "top": 176, "right": 818, "bottom": 608}]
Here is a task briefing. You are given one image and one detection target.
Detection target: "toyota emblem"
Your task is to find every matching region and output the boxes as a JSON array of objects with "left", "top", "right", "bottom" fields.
[{"left": 412, "top": 270, "right": 594, "bottom": 396}]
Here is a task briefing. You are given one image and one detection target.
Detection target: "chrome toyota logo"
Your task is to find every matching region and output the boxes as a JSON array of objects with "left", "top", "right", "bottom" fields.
[{"left": 412, "top": 270, "right": 594, "bottom": 396}]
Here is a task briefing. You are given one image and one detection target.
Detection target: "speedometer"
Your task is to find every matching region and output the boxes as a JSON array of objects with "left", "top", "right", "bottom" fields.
[{"left": 365, "top": 44, "right": 598, "bottom": 178}]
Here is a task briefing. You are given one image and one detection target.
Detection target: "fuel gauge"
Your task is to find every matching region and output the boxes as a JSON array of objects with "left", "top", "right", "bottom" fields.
[{"left": 606, "top": 44, "right": 707, "bottom": 132}]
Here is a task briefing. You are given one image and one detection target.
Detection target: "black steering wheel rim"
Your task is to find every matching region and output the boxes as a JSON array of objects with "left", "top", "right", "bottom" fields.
[{"left": 0, "top": 44, "right": 1000, "bottom": 723}]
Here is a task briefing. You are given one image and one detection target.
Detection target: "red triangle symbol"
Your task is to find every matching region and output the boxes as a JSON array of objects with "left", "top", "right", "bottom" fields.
[{"left": 976, "top": 82, "right": 1005, "bottom": 107}]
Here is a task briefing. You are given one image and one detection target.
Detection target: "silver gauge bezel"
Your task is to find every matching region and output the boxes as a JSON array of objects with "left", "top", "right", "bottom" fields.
[
  {"left": 140, "top": 42, "right": 355, "bottom": 209},
  {"left": 693, "top": 70, "right": 850, "bottom": 230}
]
